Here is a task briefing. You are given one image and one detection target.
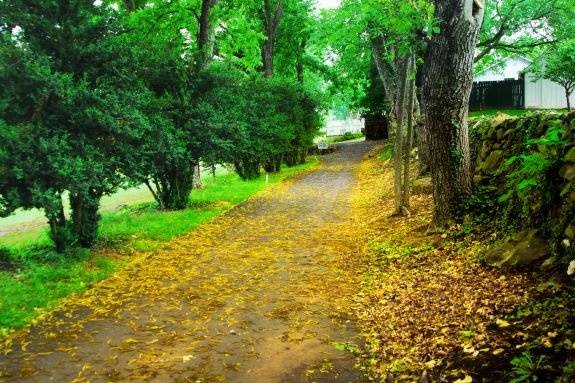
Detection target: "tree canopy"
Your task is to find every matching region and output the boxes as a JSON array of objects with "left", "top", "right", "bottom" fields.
[{"left": 0, "top": 0, "right": 324, "bottom": 252}]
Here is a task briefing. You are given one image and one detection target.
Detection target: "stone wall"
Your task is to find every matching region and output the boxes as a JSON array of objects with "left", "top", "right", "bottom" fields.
[{"left": 470, "top": 111, "right": 575, "bottom": 267}]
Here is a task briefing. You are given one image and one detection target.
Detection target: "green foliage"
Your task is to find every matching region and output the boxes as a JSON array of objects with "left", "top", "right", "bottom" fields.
[
  {"left": 475, "top": 0, "right": 575, "bottom": 71},
  {"left": 379, "top": 145, "right": 395, "bottom": 161},
  {"left": 510, "top": 352, "right": 550, "bottom": 383},
  {"left": 500, "top": 124, "right": 566, "bottom": 203},
  {"left": 0, "top": 1, "right": 150, "bottom": 251},
  {"left": 326, "top": 132, "right": 364, "bottom": 143},
  {"left": 469, "top": 109, "right": 531, "bottom": 119},
  {"left": 368, "top": 240, "right": 433, "bottom": 267},
  {"left": 530, "top": 39, "right": 575, "bottom": 109},
  {"left": 468, "top": 112, "right": 575, "bottom": 269},
  {"left": 319, "top": 0, "right": 435, "bottom": 116},
  {"left": 0, "top": 0, "right": 324, "bottom": 251},
  {"left": 0, "top": 246, "right": 16, "bottom": 272},
  {"left": 358, "top": 62, "right": 390, "bottom": 118}
]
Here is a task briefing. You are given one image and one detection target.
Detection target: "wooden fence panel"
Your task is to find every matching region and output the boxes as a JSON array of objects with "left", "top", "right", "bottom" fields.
[{"left": 469, "top": 79, "right": 524, "bottom": 111}]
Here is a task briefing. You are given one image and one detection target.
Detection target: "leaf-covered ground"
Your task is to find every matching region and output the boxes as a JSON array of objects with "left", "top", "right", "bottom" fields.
[
  {"left": 0, "top": 141, "right": 376, "bottom": 383},
  {"left": 3, "top": 141, "right": 571, "bottom": 383},
  {"left": 349, "top": 146, "right": 572, "bottom": 382}
]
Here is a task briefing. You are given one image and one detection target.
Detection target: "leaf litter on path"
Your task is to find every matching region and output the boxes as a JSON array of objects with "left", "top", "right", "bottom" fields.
[{"left": 0, "top": 141, "right": 377, "bottom": 383}]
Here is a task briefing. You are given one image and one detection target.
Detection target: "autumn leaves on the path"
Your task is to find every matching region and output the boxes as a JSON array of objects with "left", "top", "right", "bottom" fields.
[{"left": 0, "top": 141, "right": 376, "bottom": 383}]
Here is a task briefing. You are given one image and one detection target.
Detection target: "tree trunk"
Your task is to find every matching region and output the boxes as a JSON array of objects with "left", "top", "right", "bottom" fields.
[
  {"left": 393, "top": 55, "right": 411, "bottom": 216},
  {"left": 192, "top": 0, "right": 218, "bottom": 188},
  {"left": 235, "top": 159, "right": 261, "bottom": 180},
  {"left": 196, "top": 0, "right": 219, "bottom": 71},
  {"left": 566, "top": 88, "right": 572, "bottom": 111},
  {"left": 261, "top": 0, "right": 283, "bottom": 77},
  {"left": 402, "top": 58, "right": 417, "bottom": 211},
  {"left": 371, "top": 36, "right": 397, "bottom": 110},
  {"left": 192, "top": 162, "right": 203, "bottom": 189},
  {"left": 45, "top": 193, "right": 69, "bottom": 253},
  {"left": 422, "top": 0, "right": 485, "bottom": 227},
  {"left": 262, "top": 42, "right": 274, "bottom": 77},
  {"left": 70, "top": 192, "right": 101, "bottom": 248}
]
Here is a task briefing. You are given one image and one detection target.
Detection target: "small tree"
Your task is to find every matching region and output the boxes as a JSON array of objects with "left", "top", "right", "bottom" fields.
[
  {"left": 533, "top": 40, "right": 575, "bottom": 110},
  {"left": 0, "top": 2, "right": 149, "bottom": 251}
]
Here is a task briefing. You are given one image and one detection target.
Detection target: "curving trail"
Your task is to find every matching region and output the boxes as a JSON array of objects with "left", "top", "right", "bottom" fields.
[{"left": 0, "top": 141, "right": 375, "bottom": 383}]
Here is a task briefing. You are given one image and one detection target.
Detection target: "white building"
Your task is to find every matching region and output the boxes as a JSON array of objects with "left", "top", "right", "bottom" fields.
[
  {"left": 473, "top": 56, "right": 574, "bottom": 109},
  {"left": 475, "top": 57, "right": 530, "bottom": 82},
  {"left": 324, "top": 117, "right": 364, "bottom": 137},
  {"left": 524, "top": 69, "right": 575, "bottom": 109}
]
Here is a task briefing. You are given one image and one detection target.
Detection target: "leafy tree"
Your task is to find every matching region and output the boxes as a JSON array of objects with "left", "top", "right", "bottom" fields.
[
  {"left": 321, "top": 0, "right": 433, "bottom": 215},
  {"left": 0, "top": 1, "right": 149, "bottom": 251},
  {"left": 476, "top": 0, "right": 563, "bottom": 63},
  {"left": 200, "top": 73, "right": 320, "bottom": 179}
]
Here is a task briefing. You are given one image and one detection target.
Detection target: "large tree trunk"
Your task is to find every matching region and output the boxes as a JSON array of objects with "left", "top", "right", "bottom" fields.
[
  {"left": 422, "top": 0, "right": 485, "bottom": 227},
  {"left": 566, "top": 88, "right": 572, "bottom": 111},
  {"left": 261, "top": 0, "right": 283, "bottom": 77}
]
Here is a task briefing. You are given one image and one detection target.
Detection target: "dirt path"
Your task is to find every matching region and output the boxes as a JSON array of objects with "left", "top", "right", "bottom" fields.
[{"left": 0, "top": 141, "right": 375, "bottom": 383}]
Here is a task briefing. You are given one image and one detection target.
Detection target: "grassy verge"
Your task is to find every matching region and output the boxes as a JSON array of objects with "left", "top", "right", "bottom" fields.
[
  {"left": 324, "top": 132, "right": 364, "bottom": 143},
  {"left": 0, "top": 159, "right": 317, "bottom": 336},
  {"left": 469, "top": 109, "right": 567, "bottom": 118}
]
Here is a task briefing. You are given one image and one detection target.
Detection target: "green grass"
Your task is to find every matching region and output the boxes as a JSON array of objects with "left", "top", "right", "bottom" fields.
[
  {"left": 379, "top": 144, "right": 394, "bottom": 161},
  {"left": 0, "top": 159, "right": 317, "bottom": 336},
  {"left": 469, "top": 109, "right": 568, "bottom": 118},
  {"left": 325, "top": 132, "right": 364, "bottom": 143}
]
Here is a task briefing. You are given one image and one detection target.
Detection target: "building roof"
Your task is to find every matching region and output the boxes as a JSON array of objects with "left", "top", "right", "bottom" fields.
[{"left": 474, "top": 57, "right": 532, "bottom": 82}]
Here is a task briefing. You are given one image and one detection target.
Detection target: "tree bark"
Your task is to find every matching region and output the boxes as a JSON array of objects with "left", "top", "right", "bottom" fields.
[
  {"left": 193, "top": 0, "right": 219, "bottom": 187},
  {"left": 402, "top": 58, "right": 417, "bottom": 211},
  {"left": 566, "top": 88, "right": 572, "bottom": 111},
  {"left": 261, "top": 0, "right": 283, "bottom": 77},
  {"left": 196, "top": 0, "right": 219, "bottom": 71},
  {"left": 393, "top": 55, "right": 411, "bottom": 216},
  {"left": 371, "top": 36, "right": 397, "bottom": 110},
  {"left": 422, "top": 0, "right": 484, "bottom": 227},
  {"left": 192, "top": 162, "right": 203, "bottom": 189},
  {"left": 70, "top": 192, "right": 102, "bottom": 248},
  {"left": 45, "top": 193, "right": 69, "bottom": 253}
]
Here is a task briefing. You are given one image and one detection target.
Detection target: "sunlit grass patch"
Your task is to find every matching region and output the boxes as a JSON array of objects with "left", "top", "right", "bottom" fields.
[
  {"left": 468, "top": 109, "right": 566, "bottom": 119},
  {"left": 324, "top": 132, "right": 364, "bottom": 143},
  {"left": 378, "top": 144, "right": 394, "bottom": 161}
]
